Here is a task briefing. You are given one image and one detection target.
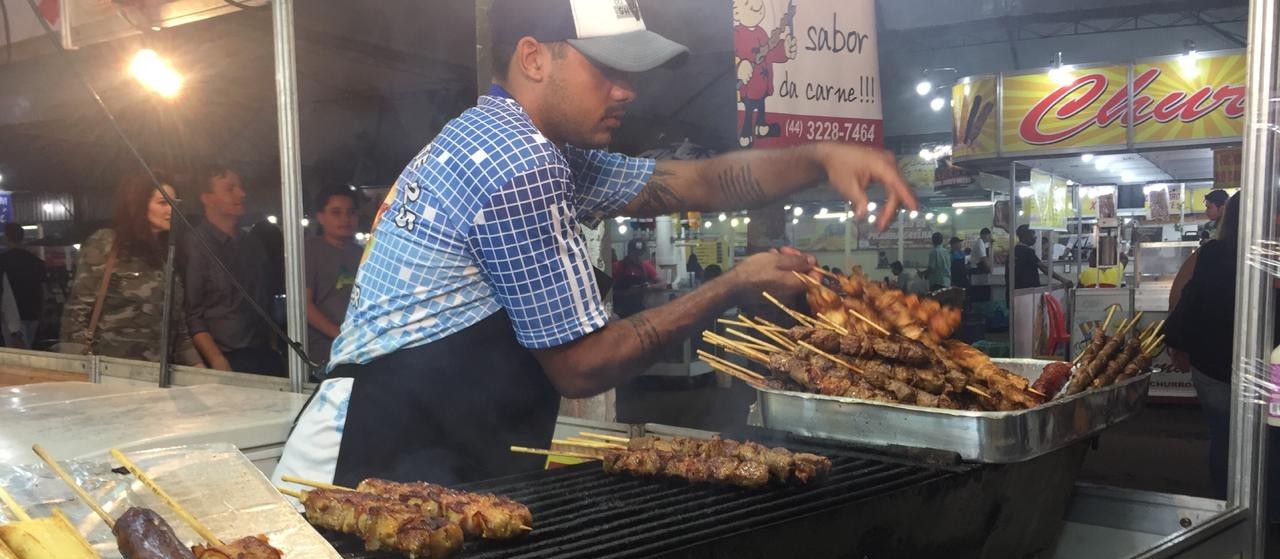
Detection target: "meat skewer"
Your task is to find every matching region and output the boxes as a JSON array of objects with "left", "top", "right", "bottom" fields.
[
  {"left": 1089, "top": 338, "right": 1144, "bottom": 388},
  {"left": 31, "top": 444, "right": 196, "bottom": 559},
  {"left": 625, "top": 436, "right": 833, "bottom": 484},
  {"left": 355, "top": 479, "right": 531, "bottom": 540},
  {"left": 111, "top": 449, "right": 283, "bottom": 559},
  {"left": 281, "top": 487, "right": 463, "bottom": 558}
]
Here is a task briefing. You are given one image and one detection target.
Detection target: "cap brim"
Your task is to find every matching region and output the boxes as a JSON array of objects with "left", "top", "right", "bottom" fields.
[{"left": 568, "top": 30, "right": 689, "bottom": 73}]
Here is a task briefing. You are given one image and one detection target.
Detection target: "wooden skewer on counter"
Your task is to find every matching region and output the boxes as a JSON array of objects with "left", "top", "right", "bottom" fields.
[
  {"left": 697, "top": 350, "right": 768, "bottom": 386},
  {"left": 510, "top": 446, "right": 599, "bottom": 460},
  {"left": 31, "top": 445, "right": 114, "bottom": 528},
  {"left": 739, "top": 316, "right": 798, "bottom": 351},
  {"left": 0, "top": 486, "right": 30, "bottom": 522},
  {"left": 110, "top": 448, "right": 223, "bottom": 547},
  {"left": 701, "top": 334, "right": 772, "bottom": 366},
  {"left": 578, "top": 432, "right": 631, "bottom": 444},
  {"left": 724, "top": 328, "right": 786, "bottom": 354},
  {"left": 717, "top": 318, "right": 784, "bottom": 332}
]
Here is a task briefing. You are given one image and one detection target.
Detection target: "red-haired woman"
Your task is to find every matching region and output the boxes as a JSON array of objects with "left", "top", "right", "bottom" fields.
[{"left": 58, "top": 170, "right": 203, "bottom": 365}]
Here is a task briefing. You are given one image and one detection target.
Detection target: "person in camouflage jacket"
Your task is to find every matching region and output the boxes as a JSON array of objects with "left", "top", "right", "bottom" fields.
[{"left": 58, "top": 172, "right": 203, "bottom": 365}]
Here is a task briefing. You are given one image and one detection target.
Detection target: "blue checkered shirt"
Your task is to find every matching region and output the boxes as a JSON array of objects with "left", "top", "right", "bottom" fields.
[{"left": 326, "top": 87, "right": 654, "bottom": 369}]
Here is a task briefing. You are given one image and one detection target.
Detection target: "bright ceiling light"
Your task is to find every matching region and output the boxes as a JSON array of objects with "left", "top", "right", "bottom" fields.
[
  {"left": 266, "top": 215, "right": 278, "bottom": 225},
  {"left": 925, "top": 212, "right": 935, "bottom": 220},
  {"left": 929, "top": 97, "right": 946, "bottom": 112},
  {"left": 919, "top": 148, "right": 931, "bottom": 160},
  {"left": 1018, "top": 210, "right": 1024, "bottom": 216},
  {"left": 1047, "top": 66, "right": 1073, "bottom": 85},
  {"left": 784, "top": 204, "right": 792, "bottom": 210},
  {"left": 792, "top": 218, "right": 799, "bottom": 225},
  {"left": 618, "top": 225, "right": 628, "bottom": 235},
  {"left": 915, "top": 80, "right": 932, "bottom": 96},
  {"left": 730, "top": 218, "right": 740, "bottom": 227},
  {"left": 867, "top": 202, "right": 877, "bottom": 212},
  {"left": 743, "top": 217, "right": 751, "bottom": 224},
  {"left": 793, "top": 206, "right": 804, "bottom": 216},
  {"left": 704, "top": 220, "right": 712, "bottom": 228},
  {"left": 1018, "top": 187, "right": 1034, "bottom": 198},
  {"left": 1080, "top": 153, "right": 1095, "bottom": 163},
  {"left": 129, "top": 49, "right": 183, "bottom": 98},
  {"left": 909, "top": 210, "right": 919, "bottom": 219},
  {"left": 953, "top": 201, "right": 996, "bottom": 208},
  {"left": 42, "top": 203, "right": 54, "bottom": 212},
  {"left": 615, "top": 216, "right": 626, "bottom": 223},
  {"left": 839, "top": 215, "right": 848, "bottom": 223},
  {"left": 0, "top": 173, "right": 5, "bottom": 184},
  {"left": 867, "top": 214, "right": 876, "bottom": 224},
  {"left": 955, "top": 208, "right": 964, "bottom": 215},
  {"left": 718, "top": 213, "right": 727, "bottom": 222},
  {"left": 937, "top": 213, "right": 949, "bottom": 224},
  {"left": 819, "top": 207, "right": 829, "bottom": 216},
  {"left": 1178, "top": 40, "right": 1200, "bottom": 78},
  {"left": 300, "top": 217, "right": 311, "bottom": 227}
]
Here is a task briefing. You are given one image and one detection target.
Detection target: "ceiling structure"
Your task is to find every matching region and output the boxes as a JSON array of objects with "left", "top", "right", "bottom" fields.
[{"left": 1019, "top": 148, "right": 1217, "bottom": 186}]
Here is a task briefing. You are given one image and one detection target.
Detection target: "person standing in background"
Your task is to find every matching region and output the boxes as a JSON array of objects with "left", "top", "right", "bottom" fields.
[
  {"left": 949, "top": 237, "right": 969, "bottom": 289},
  {"left": 1012, "top": 224, "right": 1073, "bottom": 289},
  {"left": 970, "top": 228, "right": 992, "bottom": 274},
  {"left": 1201, "top": 189, "right": 1229, "bottom": 243},
  {"left": 926, "top": 232, "right": 951, "bottom": 291},
  {"left": 0, "top": 223, "right": 46, "bottom": 349},
  {"left": 612, "top": 239, "right": 662, "bottom": 318},
  {"left": 183, "top": 164, "right": 280, "bottom": 375},
  {"left": 305, "top": 186, "right": 363, "bottom": 366},
  {"left": 890, "top": 261, "right": 910, "bottom": 291},
  {"left": 58, "top": 170, "right": 203, "bottom": 366}
]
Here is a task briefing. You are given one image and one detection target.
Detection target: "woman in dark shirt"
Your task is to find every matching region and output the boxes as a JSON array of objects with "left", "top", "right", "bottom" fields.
[{"left": 1165, "top": 192, "right": 1276, "bottom": 507}]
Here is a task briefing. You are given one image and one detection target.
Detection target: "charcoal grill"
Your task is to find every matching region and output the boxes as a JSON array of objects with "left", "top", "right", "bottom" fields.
[{"left": 326, "top": 434, "right": 1085, "bottom": 559}]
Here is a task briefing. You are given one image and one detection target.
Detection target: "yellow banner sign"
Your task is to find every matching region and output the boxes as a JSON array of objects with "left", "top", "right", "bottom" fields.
[
  {"left": 952, "top": 76, "right": 998, "bottom": 158},
  {"left": 954, "top": 51, "right": 1246, "bottom": 158},
  {"left": 1001, "top": 64, "right": 1130, "bottom": 153},
  {"left": 1131, "top": 54, "right": 1247, "bottom": 144}
]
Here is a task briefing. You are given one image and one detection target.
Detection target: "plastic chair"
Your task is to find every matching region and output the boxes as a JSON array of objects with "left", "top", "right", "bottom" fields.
[{"left": 1042, "top": 293, "right": 1070, "bottom": 356}]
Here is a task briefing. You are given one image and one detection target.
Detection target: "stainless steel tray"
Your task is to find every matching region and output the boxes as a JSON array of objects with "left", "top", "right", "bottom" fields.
[{"left": 757, "top": 358, "right": 1151, "bottom": 463}]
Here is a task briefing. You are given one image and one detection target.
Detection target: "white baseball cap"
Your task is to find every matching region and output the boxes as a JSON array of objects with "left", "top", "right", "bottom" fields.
[{"left": 490, "top": 0, "right": 689, "bottom": 73}]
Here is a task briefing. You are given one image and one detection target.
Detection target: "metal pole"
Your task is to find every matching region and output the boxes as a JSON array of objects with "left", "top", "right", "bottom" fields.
[
  {"left": 896, "top": 210, "right": 904, "bottom": 266},
  {"left": 157, "top": 211, "right": 177, "bottom": 388},
  {"left": 1233, "top": 0, "right": 1277, "bottom": 551},
  {"left": 1008, "top": 161, "right": 1018, "bottom": 354},
  {"left": 273, "top": 0, "right": 307, "bottom": 393}
]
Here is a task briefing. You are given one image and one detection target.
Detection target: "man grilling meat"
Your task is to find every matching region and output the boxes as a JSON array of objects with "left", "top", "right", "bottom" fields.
[{"left": 273, "top": 0, "right": 917, "bottom": 488}]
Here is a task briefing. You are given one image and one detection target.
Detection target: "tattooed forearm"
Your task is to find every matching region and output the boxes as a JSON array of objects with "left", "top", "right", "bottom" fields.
[
  {"left": 717, "top": 165, "right": 768, "bottom": 208},
  {"left": 625, "top": 314, "right": 668, "bottom": 354},
  {"left": 628, "top": 168, "right": 685, "bottom": 216}
]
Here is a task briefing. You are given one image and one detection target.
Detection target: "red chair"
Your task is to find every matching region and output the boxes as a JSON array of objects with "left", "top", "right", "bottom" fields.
[{"left": 1042, "top": 293, "right": 1070, "bottom": 356}]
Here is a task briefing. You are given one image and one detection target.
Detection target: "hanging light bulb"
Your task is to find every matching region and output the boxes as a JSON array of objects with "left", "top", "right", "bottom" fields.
[
  {"left": 867, "top": 214, "right": 876, "bottom": 224},
  {"left": 867, "top": 202, "right": 877, "bottom": 212},
  {"left": 937, "top": 213, "right": 949, "bottom": 224},
  {"left": 704, "top": 220, "right": 712, "bottom": 228},
  {"left": 792, "top": 218, "right": 799, "bottom": 225},
  {"left": 618, "top": 224, "right": 628, "bottom": 235},
  {"left": 909, "top": 210, "right": 919, "bottom": 219},
  {"left": 915, "top": 80, "right": 932, "bottom": 96},
  {"left": 929, "top": 97, "right": 946, "bottom": 112},
  {"left": 925, "top": 212, "right": 935, "bottom": 220},
  {"left": 730, "top": 218, "right": 740, "bottom": 227},
  {"left": 955, "top": 208, "right": 964, "bottom": 215},
  {"left": 718, "top": 213, "right": 727, "bottom": 222},
  {"left": 743, "top": 217, "right": 751, "bottom": 224},
  {"left": 793, "top": 206, "right": 804, "bottom": 216}
]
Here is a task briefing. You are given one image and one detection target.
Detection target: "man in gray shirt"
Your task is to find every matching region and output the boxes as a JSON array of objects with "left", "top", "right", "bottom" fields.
[
  {"left": 305, "top": 186, "right": 363, "bottom": 365},
  {"left": 183, "top": 164, "right": 281, "bottom": 375}
]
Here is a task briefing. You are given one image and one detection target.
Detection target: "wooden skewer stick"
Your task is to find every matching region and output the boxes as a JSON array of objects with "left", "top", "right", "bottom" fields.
[
  {"left": 110, "top": 448, "right": 223, "bottom": 547},
  {"left": 31, "top": 444, "right": 114, "bottom": 528},
  {"left": 1142, "top": 320, "right": 1165, "bottom": 344},
  {"left": 792, "top": 270, "right": 825, "bottom": 288},
  {"left": 762, "top": 292, "right": 818, "bottom": 327},
  {"left": 846, "top": 308, "right": 892, "bottom": 337},
  {"left": 1027, "top": 387, "right": 1048, "bottom": 398},
  {"left": 795, "top": 340, "right": 865, "bottom": 374},
  {"left": 553, "top": 439, "right": 622, "bottom": 449},
  {"left": 578, "top": 432, "right": 630, "bottom": 443},
  {"left": 707, "top": 330, "right": 778, "bottom": 353},
  {"left": 50, "top": 508, "right": 99, "bottom": 558},
  {"left": 0, "top": 486, "right": 30, "bottom": 522},
  {"left": 1137, "top": 321, "right": 1158, "bottom": 343},
  {"left": 510, "top": 446, "right": 599, "bottom": 460},
  {"left": 717, "top": 318, "right": 784, "bottom": 332},
  {"left": 276, "top": 487, "right": 304, "bottom": 500},
  {"left": 1100, "top": 306, "right": 1118, "bottom": 335},
  {"left": 813, "top": 313, "right": 850, "bottom": 336},
  {"left": 1142, "top": 334, "right": 1166, "bottom": 354},
  {"left": 564, "top": 437, "right": 625, "bottom": 448},
  {"left": 702, "top": 335, "right": 772, "bottom": 366},
  {"left": 739, "top": 317, "right": 798, "bottom": 351},
  {"left": 811, "top": 267, "right": 840, "bottom": 280},
  {"left": 724, "top": 328, "right": 785, "bottom": 353},
  {"left": 280, "top": 475, "right": 354, "bottom": 492},
  {"left": 965, "top": 385, "right": 992, "bottom": 399},
  {"left": 702, "top": 332, "right": 772, "bottom": 357},
  {"left": 702, "top": 359, "right": 766, "bottom": 387},
  {"left": 1119, "top": 312, "right": 1144, "bottom": 337},
  {"left": 697, "top": 350, "right": 767, "bottom": 381}
]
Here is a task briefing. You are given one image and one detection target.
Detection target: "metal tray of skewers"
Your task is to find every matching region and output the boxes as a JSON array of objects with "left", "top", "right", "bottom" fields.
[{"left": 755, "top": 358, "right": 1152, "bottom": 464}]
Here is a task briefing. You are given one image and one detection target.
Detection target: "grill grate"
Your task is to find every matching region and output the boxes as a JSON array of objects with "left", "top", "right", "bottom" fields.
[{"left": 326, "top": 447, "right": 960, "bottom": 559}]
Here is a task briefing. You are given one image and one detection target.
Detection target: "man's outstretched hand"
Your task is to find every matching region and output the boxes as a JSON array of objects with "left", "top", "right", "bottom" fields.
[{"left": 816, "top": 144, "right": 918, "bottom": 231}]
